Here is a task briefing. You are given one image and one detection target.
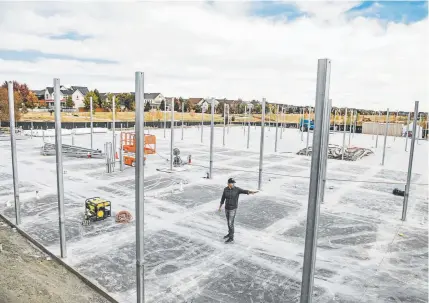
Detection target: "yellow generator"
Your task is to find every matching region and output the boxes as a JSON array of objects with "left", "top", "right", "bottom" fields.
[{"left": 82, "top": 197, "right": 111, "bottom": 225}]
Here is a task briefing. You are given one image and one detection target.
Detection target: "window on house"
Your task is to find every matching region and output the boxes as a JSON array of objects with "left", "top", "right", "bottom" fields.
[{"left": 76, "top": 95, "right": 79, "bottom": 100}]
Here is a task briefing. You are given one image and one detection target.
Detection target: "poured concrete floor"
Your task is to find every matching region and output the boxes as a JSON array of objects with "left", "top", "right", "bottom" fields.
[{"left": 0, "top": 127, "right": 427, "bottom": 303}]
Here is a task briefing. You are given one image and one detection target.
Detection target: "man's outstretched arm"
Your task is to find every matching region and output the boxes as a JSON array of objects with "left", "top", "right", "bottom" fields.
[
  {"left": 219, "top": 191, "right": 226, "bottom": 211},
  {"left": 238, "top": 187, "right": 258, "bottom": 195}
]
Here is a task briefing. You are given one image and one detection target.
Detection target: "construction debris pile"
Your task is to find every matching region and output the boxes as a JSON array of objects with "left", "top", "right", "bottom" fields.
[
  {"left": 41, "top": 143, "right": 104, "bottom": 158},
  {"left": 297, "top": 144, "right": 374, "bottom": 161}
]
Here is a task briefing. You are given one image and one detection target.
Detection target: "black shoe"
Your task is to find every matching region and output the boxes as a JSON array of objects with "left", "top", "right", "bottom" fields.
[
  {"left": 223, "top": 234, "right": 230, "bottom": 239},
  {"left": 225, "top": 237, "right": 234, "bottom": 244}
]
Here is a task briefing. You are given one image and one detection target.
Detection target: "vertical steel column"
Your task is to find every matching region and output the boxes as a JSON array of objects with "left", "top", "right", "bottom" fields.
[
  {"left": 320, "top": 99, "right": 332, "bottom": 203},
  {"left": 135, "top": 72, "right": 145, "bottom": 303},
  {"left": 372, "top": 113, "right": 375, "bottom": 140},
  {"left": 301, "top": 108, "right": 304, "bottom": 142},
  {"left": 53, "top": 78, "right": 66, "bottom": 258},
  {"left": 280, "top": 107, "right": 284, "bottom": 140},
  {"left": 223, "top": 104, "right": 226, "bottom": 146},
  {"left": 376, "top": 111, "right": 381, "bottom": 148},
  {"left": 300, "top": 59, "right": 331, "bottom": 303},
  {"left": 405, "top": 112, "right": 410, "bottom": 151},
  {"left": 244, "top": 105, "right": 247, "bottom": 136},
  {"left": 258, "top": 98, "right": 266, "bottom": 190},
  {"left": 90, "top": 97, "right": 93, "bottom": 150},
  {"left": 247, "top": 106, "right": 251, "bottom": 149},
  {"left": 163, "top": 100, "right": 166, "bottom": 138},
  {"left": 382, "top": 109, "right": 390, "bottom": 165},
  {"left": 112, "top": 96, "right": 116, "bottom": 167},
  {"left": 181, "top": 101, "right": 184, "bottom": 140},
  {"left": 394, "top": 110, "right": 398, "bottom": 141},
  {"left": 209, "top": 98, "right": 215, "bottom": 178},
  {"left": 402, "top": 101, "right": 419, "bottom": 221},
  {"left": 275, "top": 105, "right": 279, "bottom": 152},
  {"left": 348, "top": 110, "right": 352, "bottom": 147},
  {"left": 119, "top": 139, "right": 124, "bottom": 171},
  {"left": 170, "top": 98, "right": 174, "bottom": 171},
  {"left": 342, "top": 108, "right": 347, "bottom": 160},
  {"left": 268, "top": 108, "right": 271, "bottom": 131},
  {"left": 8, "top": 82, "right": 21, "bottom": 225},
  {"left": 306, "top": 107, "right": 311, "bottom": 155},
  {"left": 201, "top": 108, "right": 204, "bottom": 143},
  {"left": 333, "top": 110, "right": 336, "bottom": 133}
]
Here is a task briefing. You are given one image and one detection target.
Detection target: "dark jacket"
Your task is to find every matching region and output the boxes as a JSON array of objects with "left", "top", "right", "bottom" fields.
[{"left": 220, "top": 186, "right": 250, "bottom": 210}]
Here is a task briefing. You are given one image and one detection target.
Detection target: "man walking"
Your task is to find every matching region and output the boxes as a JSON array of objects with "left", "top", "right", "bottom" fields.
[{"left": 219, "top": 178, "right": 257, "bottom": 243}]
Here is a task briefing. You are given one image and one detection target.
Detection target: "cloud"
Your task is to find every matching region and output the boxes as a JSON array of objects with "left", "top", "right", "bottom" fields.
[{"left": 0, "top": 1, "right": 427, "bottom": 111}]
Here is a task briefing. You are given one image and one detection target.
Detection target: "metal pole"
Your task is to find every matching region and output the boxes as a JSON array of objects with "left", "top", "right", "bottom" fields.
[
  {"left": 164, "top": 100, "right": 166, "bottom": 138},
  {"left": 243, "top": 105, "right": 247, "bottom": 136},
  {"left": 90, "top": 97, "right": 93, "bottom": 150},
  {"left": 348, "top": 110, "right": 352, "bottom": 147},
  {"left": 7, "top": 82, "right": 21, "bottom": 225},
  {"left": 333, "top": 110, "right": 336, "bottom": 133},
  {"left": 306, "top": 108, "right": 311, "bottom": 155},
  {"left": 135, "top": 72, "right": 145, "bottom": 303},
  {"left": 71, "top": 132, "right": 75, "bottom": 146},
  {"left": 402, "top": 101, "right": 419, "bottom": 221},
  {"left": 258, "top": 98, "right": 266, "bottom": 190},
  {"left": 53, "top": 78, "right": 66, "bottom": 258},
  {"left": 223, "top": 104, "right": 226, "bottom": 146},
  {"left": 300, "top": 58, "right": 331, "bottom": 303},
  {"left": 382, "top": 108, "right": 390, "bottom": 165},
  {"left": 201, "top": 108, "right": 204, "bottom": 143},
  {"left": 394, "top": 110, "right": 398, "bottom": 141},
  {"left": 372, "top": 113, "right": 375, "bottom": 140},
  {"left": 321, "top": 99, "right": 332, "bottom": 203},
  {"left": 247, "top": 106, "right": 250, "bottom": 149},
  {"left": 181, "top": 101, "right": 184, "bottom": 140},
  {"left": 342, "top": 108, "right": 347, "bottom": 160},
  {"left": 268, "top": 108, "right": 271, "bottom": 131},
  {"left": 301, "top": 109, "right": 304, "bottom": 142},
  {"left": 112, "top": 96, "right": 116, "bottom": 163},
  {"left": 405, "top": 112, "right": 410, "bottom": 151},
  {"left": 275, "top": 105, "right": 279, "bottom": 152},
  {"left": 209, "top": 98, "right": 215, "bottom": 178},
  {"left": 376, "top": 111, "right": 381, "bottom": 148},
  {"left": 170, "top": 98, "right": 174, "bottom": 171},
  {"left": 280, "top": 107, "right": 283, "bottom": 140},
  {"left": 119, "top": 138, "right": 124, "bottom": 171}
]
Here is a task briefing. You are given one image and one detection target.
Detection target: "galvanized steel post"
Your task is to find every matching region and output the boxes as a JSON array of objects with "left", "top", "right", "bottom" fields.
[
  {"left": 135, "top": 72, "right": 145, "bottom": 303},
  {"left": 247, "top": 105, "right": 251, "bottom": 149},
  {"left": 181, "top": 101, "right": 184, "bottom": 140},
  {"left": 7, "top": 82, "right": 21, "bottom": 225},
  {"left": 342, "top": 108, "right": 347, "bottom": 160},
  {"left": 209, "top": 98, "right": 215, "bottom": 178},
  {"left": 170, "top": 98, "right": 174, "bottom": 171},
  {"left": 405, "top": 112, "right": 410, "bottom": 151},
  {"left": 382, "top": 108, "right": 390, "bottom": 165},
  {"left": 54, "top": 78, "right": 67, "bottom": 258},
  {"left": 306, "top": 107, "right": 311, "bottom": 155},
  {"left": 275, "top": 105, "right": 279, "bottom": 152},
  {"left": 112, "top": 95, "right": 116, "bottom": 167},
  {"left": 402, "top": 101, "right": 419, "bottom": 221},
  {"left": 300, "top": 59, "right": 331, "bottom": 303},
  {"left": 223, "top": 104, "right": 226, "bottom": 146},
  {"left": 90, "top": 97, "right": 93, "bottom": 150},
  {"left": 258, "top": 98, "right": 266, "bottom": 190},
  {"left": 164, "top": 100, "right": 166, "bottom": 138},
  {"left": 376, "top": 111, "right": 381, "bottom": 148}
]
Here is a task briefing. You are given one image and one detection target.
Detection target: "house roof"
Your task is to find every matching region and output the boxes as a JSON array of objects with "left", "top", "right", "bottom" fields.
[
  {"left": 46, "top": 87, "right": 54, "bottom": 94},
  {"left": 32, "top": 90, "right": 45, "bottom": 96},
  {"left": 187, "top": 98, "right": 204, "bottom": 105},
  {"left": 145, "top": 93, "right": 161, "bottom": 99},
  {"left": 71, "top": 86, "right": 89, "bottom": 96},
  {"left": 61, "top": 88, "right": 74, "bottom": 96}
]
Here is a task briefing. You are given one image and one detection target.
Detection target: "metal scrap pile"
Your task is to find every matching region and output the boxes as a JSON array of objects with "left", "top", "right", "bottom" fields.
[
  {"left": 40, "top": 143, "right": 104, "bottom": 158},
  {"left": 297, "top": 144, "right": 374, "bottom": 161}
]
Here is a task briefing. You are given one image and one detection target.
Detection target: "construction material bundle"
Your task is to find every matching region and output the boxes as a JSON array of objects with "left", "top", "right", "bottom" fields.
[{"left": 297, "top": 144, "right": 373, "bottom": 161}]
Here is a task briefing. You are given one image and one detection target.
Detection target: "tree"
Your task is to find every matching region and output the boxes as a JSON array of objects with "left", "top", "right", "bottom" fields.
[
  {"left": 2, "top": 81, "right": 37, "bottom": 109},
  {"left": 116, "top": 93, "right": 134, "bottom": 111},
  {"left": 194, "top": 104, "right": 202, "bottom": 113},
  {"left": 93, "top": 89, "right": 101, "bottom": 103},
  {"left": 0, "top": 87, "right": 22, "bottom": 121},
  {"left": 254, "top": 103, "right": 262, "bottom": 114},
  {"left": 174, "top": 99, "right": 180, "bottom": 111},
  {"left": 160, "top": 100, "right": 165, "bottom": 111},
  {"left": 217, "top": 101, "right": 225, "bottom": 116},
  {"left": 83, "top": 91, "right": 99, "bottom": 110},
  {"left": 185, "top": 99, "right": 194, "bottom": 112},
  {"left": 144, "top": 101, "right": 151, "bottom": 112},
  {"left": 65, "top": 95, "right": 75, "bottom": 108}
]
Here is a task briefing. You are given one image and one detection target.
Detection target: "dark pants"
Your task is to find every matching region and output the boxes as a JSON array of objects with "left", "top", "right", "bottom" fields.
[{"left": 225, "top": 209, "right": 236, "bottom": 239}]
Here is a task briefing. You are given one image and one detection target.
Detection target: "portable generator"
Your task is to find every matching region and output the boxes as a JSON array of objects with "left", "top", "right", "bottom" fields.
[{"left": 82, "top": 197, "right": 111, "bottom": 225}]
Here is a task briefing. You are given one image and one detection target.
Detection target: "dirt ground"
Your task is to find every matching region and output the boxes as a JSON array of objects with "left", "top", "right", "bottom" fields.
[{"left": 0, "top": 218, "right": 111, "bottom": 303}]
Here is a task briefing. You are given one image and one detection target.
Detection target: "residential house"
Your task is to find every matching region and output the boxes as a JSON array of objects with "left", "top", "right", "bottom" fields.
[
  {"left": 144, "top": 93, "right": 165, "bottom": 108},
  {"left": 200, "top": 98, "right": 219, "bottom": 109},
  {"left": 187, "top": 98, "right": 204, "bottom": 108},
  {"left": 43, "top": 85, "right": 89, "bottom": 109}
]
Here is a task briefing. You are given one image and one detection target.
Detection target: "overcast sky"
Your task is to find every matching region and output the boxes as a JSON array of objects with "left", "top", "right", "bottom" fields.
[{"left": 0, "top": 1, "right": 427, "bottom": 111}]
